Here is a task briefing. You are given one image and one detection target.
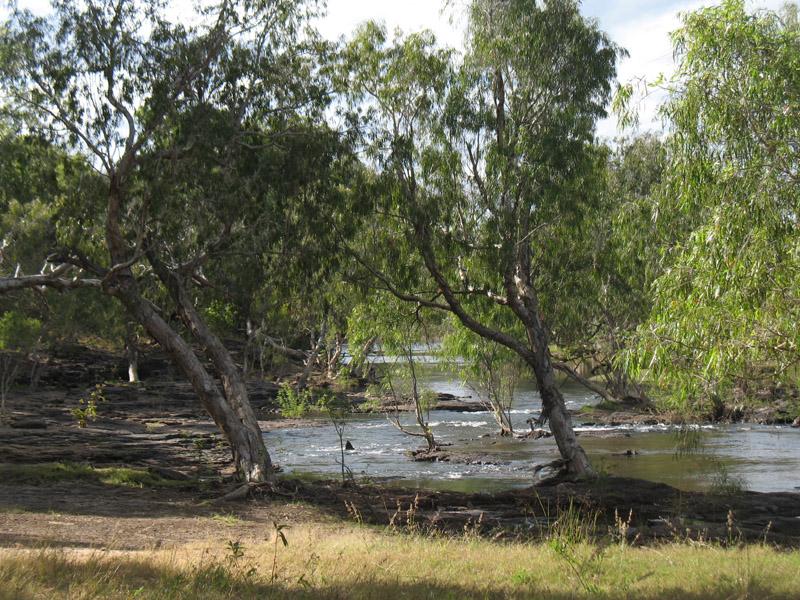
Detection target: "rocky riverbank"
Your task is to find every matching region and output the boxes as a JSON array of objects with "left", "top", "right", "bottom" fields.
[{"left": 2, "top": 344, "right": 800, "bottom": 549}]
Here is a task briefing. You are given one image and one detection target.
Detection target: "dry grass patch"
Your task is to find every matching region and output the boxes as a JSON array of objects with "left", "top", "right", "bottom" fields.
[{"left": 2, "top": 524, "right": 800, "bottom": 599}]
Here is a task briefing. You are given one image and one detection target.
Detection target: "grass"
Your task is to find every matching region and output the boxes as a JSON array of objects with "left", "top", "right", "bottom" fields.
[
  {"left": 208, "top": 509, "right": 243, "bottom": 527},
  {"left": 0, "top": 462, "right": 188, "bottom": 488},
  {"left": 1, "top": 525, "right": 799, "bottom": 599}
]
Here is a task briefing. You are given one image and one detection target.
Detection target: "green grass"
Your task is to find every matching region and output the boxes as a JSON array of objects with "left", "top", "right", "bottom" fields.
[
  {"left": 1, "top": 528, "right": 799, "bottom": 599},
  {"left": 0, "top": 462, "right": 188, "bottom": 488}
]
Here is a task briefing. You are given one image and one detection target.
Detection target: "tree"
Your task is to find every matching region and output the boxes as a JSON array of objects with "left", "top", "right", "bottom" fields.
[
  {"left": 341, "top": 0, "right": 621, "bottom": 476},
  {"left": 627, "top": 0, "right": 800, "bottom": 409},
  {"left": 0, "top": 310, "right": 42, "bottom": 423},
  {"left": 0, "top": 0, "right": 338, "bottom": 482},
  {"left": 0, "top": 126, "right": 127, "bottom": 382},
  {"left": 443, "top": 323, "right": 525, "bottom": 436},
  {"left": 350, "top": 295, "right": 441, "bottom": 452},
  {"left": 540, "top": 134, "right": 667, "bottom": 407}
]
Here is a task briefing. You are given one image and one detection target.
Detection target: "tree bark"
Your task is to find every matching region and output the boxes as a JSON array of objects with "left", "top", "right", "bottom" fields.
[
  {"left": 346, "top": 336, "right": 376, "bottom": 379},
  {"left": 296, "top": 315, "right": 327, "bottom": 389},
  {"left": 145, "top": 250, "right": 275, "bottom": 484},
  {"left": 516, "top": 304, "right": 595, "bottom": 476},
  {"left": 120, "top": 289, "right": 275, "bottom": 483},
  {"left": 262, "top": 334, "right": 307, "bottom": 361},
  {"left": 126, "top": 326, "right": 139, "bottom": 383},
  {"left": 414, "top": 242, "right": 595, "bottom": 477}
]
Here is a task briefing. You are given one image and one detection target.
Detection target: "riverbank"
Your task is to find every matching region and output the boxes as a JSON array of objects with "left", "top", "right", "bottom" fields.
[
  {"left": 2, "top": 379, "right": 800, "bottom": 547},
  {"left": 2, "top": 344, "right": 800, "bottom": 555}
]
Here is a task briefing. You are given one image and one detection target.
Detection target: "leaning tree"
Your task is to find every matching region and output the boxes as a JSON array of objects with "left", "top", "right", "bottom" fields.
[{"left": 0, "top": 0, "right": 342, "bottom": 483}]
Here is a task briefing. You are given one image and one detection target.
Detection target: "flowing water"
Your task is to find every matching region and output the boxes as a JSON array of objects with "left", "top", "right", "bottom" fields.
[{"left": 264, "top": 356, "right": 800, "bottom": 494}]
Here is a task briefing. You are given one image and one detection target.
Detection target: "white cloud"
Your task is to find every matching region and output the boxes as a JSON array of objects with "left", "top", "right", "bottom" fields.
[
  {"left": 5, "top": 0, "right": 790, "bottom": 138},
  {"left": 315, "top": 0, "right": 464, "bottom": 48}
]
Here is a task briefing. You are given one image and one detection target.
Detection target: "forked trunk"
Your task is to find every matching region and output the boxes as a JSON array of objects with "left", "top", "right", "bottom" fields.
[
  {"left": 119, "top": 292, "right": 276, "bottom": 484},
  {"left": 141, "top": 255, "right": 275, "bottom": 484}
]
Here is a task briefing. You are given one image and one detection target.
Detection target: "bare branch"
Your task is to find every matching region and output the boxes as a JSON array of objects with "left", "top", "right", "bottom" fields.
[{"left": 0, "top": 274, "right": 102, "bottom": 295}]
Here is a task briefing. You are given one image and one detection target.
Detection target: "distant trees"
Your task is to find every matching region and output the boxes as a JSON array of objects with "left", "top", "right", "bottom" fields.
[
  {"left": 542, "top": 133, "right": 666, "bottom": 407},
  {"left": 0, "top": 310, "right": 42, "bottom": 424},
  {"left": 628, "top": 0, "right": 800, "bottom": 409}
]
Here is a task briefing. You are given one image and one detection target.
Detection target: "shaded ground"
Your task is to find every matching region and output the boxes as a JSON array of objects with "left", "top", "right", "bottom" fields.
[{"left": 2, "top": 345, "right": 800, "bottom": 551}]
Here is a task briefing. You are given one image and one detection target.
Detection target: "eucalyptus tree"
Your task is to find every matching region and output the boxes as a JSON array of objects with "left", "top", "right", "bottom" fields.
[
  {"left": 442, "top": 322, "right": 525, "bottom": 436},
  {"left": 627, "top": 0, "right": 800, "bottom": 409},
  {"left": 350, "top": 294, "right": 441, "bottom": 452},
  {"left": 0, "top": 0, "right": 340, "bottom": 483},
  {"left": 0, "top": 126, "right": 140, "bottom": 378},
  {"left": 541, "top": 134, "right": 666, "bottom": 406},
  {"left": 341, "top": 0, "right": 621, "bottom": 476}
]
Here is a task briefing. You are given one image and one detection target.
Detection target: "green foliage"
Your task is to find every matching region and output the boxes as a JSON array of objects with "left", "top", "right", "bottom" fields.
[
  {"left": 343, "top": 2, "right": 621, "bottom": 367},
  {"left": 0, "top": 310, "right": 41, "bottom": 353},
  {"left": 548, "top": 501, "right": 604, "bottom": 595},
  {"left": 0, "top": 309, "right": 43, "bottom": 422},
  {"left": 275, "top": 385, "right": 324, "bottom": 418},
  {"left": 0, "top": 462, "right": 182, "bottom": 488},
  {"left": 72, "top": 384, "right": 107, "bottom": 428},
  {"left": 270, "top": 521, "right": 289, "bottom": 582},
  {"left": 441, "top": 321, "right": 524, "bottom": 434},
  {"left": 627, "top": 0, "right": 800, "bottom": 407}
]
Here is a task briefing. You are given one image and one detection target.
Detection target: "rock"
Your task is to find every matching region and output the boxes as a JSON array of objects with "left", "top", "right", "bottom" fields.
[
  {"left": 9, "top": 419, "right": 47, "bottom": 429},
  {"left": 792, "top": 416, "right": 800, "bottom": 428},
  {"left": 612, "top": 449, "right": 638, "bottom": 456},
  {"left": 147, "top": 466, "right": 191, "bottom": 481}
]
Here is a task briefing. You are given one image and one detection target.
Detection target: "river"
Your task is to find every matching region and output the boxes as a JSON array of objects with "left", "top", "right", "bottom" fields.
[{"left": 264, "top": 359, "right": 800, "bottom": 494}]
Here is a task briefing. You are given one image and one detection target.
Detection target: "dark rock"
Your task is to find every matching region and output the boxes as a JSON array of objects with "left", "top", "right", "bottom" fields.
[
  {"left": 612, "top": 449, "right": 638, "bottom": 456},
  {"left": 9, "top": 419, "right": 47, "bottom": 429},
  {"left": 147, "top": 466, "right": 191, "bottom": 481}
]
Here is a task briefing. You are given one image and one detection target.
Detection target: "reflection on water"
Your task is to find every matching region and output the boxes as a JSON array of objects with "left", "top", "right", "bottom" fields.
[{"left": 265, "top": 362, "right": 800, "bottom": 493}]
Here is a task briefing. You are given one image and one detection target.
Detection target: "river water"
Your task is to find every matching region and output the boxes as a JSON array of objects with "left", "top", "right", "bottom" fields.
[{"left": 264, "top": 360, "right": 800, "bottom": 494}]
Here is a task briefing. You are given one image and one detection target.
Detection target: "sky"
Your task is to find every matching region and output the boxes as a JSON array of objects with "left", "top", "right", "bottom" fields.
[
  {"left": 6, "top": 0, "right": 790, "bottom": 138},
  {"left": 315, "top": 0, "right": 788, "bottom": 138}
]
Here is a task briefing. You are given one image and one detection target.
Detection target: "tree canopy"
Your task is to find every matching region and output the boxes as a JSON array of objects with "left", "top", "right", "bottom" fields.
[
  {"left": 340, "top": 0, "right": 622, "bottom": 474},
  {"left": 2, "top": 0, "right": 799, "bottom": 484},
  {"left": 627, "top": 0, "right": 800, "bottom": 409}
]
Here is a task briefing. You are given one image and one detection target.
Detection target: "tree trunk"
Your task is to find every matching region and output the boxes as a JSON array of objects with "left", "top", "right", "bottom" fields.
[
  {"left": 525, "top": 325, "right": 594, "bottom": 476},
  {"left": 327, "top": 334, "right": 344, "bottom": 379},
  {"left": 262, "top": 333, "right": 307, "bottom": 361},
  {"left": 517, "top": 299, "right": 595, "bottom": 477},
  {"left": 143, "top": 253, "right": 274, "bottom": 484},
  {"left": 347, "top": 336, "right": 376, "bottom": 379},
  {"left": 0, "top": 357, "right": 21, "bottom": 425},
  {"left": 296, "top": 315, "right": 327, "bottom": 389},
  {"left": 125, "top": 326, "right": 139, "bottom": 383},
  {"left": 552, "top": 360, "right": 621, "bottom": 405},
  {"left": 119, "top": 291, "right": 276, "bottom": 484}
]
